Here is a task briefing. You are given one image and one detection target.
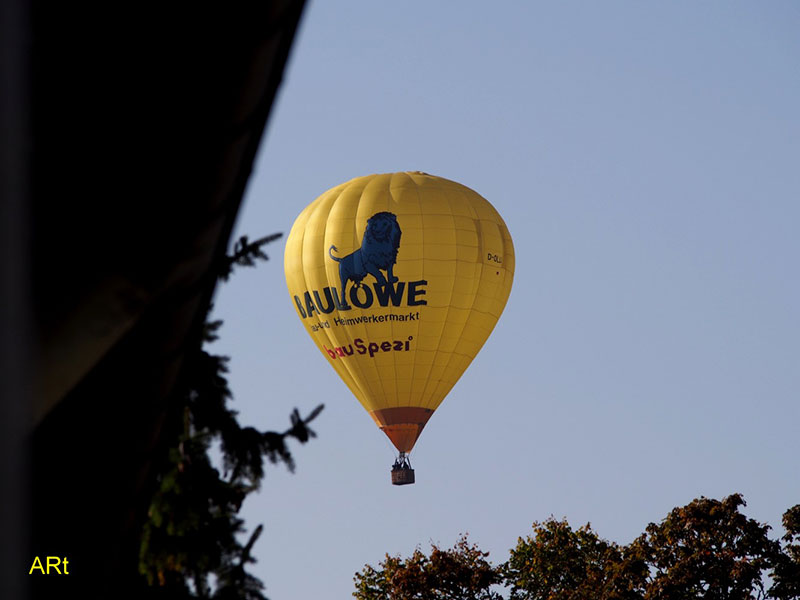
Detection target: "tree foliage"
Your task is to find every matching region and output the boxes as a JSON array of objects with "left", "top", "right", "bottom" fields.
[
  {"left": 630, "top": 494, "right": 781, "bottom": 599},
  {"left": 354, "top": 535, "right": 503, "bottom": 600},
  {"left": 770, "top": 505, "right": 800, "bottom": 600},
  {"left": 356, "top": 495, "right": 800, "bottom": 600},
  {"left": 504, "top": 518, "right": 645, "bottom": 600},
  {"left": 138, "top": 232, "right": 323, "bottom": 599}
]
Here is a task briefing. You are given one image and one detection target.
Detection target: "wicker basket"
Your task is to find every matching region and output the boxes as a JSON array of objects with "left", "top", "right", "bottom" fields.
[{"left": 391, "top": 467, "right": 415, "bottom": 486}]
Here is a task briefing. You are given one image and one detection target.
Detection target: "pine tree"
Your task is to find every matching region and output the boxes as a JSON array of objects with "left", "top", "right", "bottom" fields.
[{"left": 138, "top": 233, "right": 323, "bottom": 599}]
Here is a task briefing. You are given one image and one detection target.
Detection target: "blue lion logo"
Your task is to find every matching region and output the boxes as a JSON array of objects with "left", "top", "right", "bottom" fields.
[{"left": 329, "top": 211, "right": 401, "bottom": 303}]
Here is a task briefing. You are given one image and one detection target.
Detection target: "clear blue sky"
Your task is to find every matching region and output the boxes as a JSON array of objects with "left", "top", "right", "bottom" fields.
[{"left": 209, "top": 2, "right": 800, "bottom": 597}]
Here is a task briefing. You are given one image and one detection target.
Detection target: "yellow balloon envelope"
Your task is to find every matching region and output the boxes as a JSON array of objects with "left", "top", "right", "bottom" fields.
[{"left": 284, "top": 172, "right": 514, "bottom": 470}]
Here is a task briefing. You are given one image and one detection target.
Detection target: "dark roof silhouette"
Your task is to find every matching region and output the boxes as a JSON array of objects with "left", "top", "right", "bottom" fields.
[{"left": 1, "top": 1, "right": 306, "bottom": 597}]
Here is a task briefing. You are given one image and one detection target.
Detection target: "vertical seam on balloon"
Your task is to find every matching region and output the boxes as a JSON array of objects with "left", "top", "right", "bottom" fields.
[
  {"left": 306, "top": 184, "right": 372, "bottom": 409},
  {"left": 452, "top": 186, "right": 486, "bottom": 396},
  {"left": 329, "top": 180, "right": 382, "bottom": 409},
  {"left": 298, "top": 190, "right": 353, "bottom": 394},
  {"left": 429, "top": 184, "right": 484, "bottom": 408},
  {"left": 394, "top": 172, "right": 423, "bottom": 414},
  {"left": 406, "top": 171, "right": 425, "bottom": 417},
  {"left": 422, "top": 184, "right": 460, "bottom": 411},
  {"left": 387, "top": 172, "right": 401, "bottom": 409},
  {"left": 373, "top": 174, "right": 397, "bottom": 403},
  {"left": 355, "top": 176, "right": 391, "bottom": 408},
  {"left": 418, "top": 184, "right": 458, "bottom": 410},
  {"left": 364, "top": 175, "right": 396, "bottom": 406},
  {"left": 342, "top": 179, "right": 375, "bottom": 402},
  {"left": 358, "top": 173, "right": 393, "bottom": 409},
  {"left": 418, "top": 181, "right": 445, "bottom": 408}
]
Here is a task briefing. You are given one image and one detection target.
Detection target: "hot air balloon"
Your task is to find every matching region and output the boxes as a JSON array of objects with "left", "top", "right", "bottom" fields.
[{"left": 284, "top": 172, "right": 514, "bottom": 484}]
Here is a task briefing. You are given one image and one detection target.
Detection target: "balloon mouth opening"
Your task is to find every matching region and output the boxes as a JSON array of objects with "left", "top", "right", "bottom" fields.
[
  {"left": 370, "top": 407, "right": 434, "bottom": 453},
  {"left": 391, "top": 452, "right": 415, "bottom": 486}
]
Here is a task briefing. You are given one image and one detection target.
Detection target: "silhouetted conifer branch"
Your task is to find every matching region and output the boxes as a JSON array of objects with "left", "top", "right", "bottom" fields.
[
  {"left": 139, "top": 230, "right": 321, "bottom": 600},
  {"left": 219, "top": 233, "right": 283, "bottom": 281},
  {"left": 203, "top": 319, "right": 224, "bottom": 343}
]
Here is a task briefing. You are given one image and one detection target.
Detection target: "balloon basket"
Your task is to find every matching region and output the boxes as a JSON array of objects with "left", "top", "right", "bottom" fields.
[{"left": 391, "top": 453, "right": 415, "bottom": 486}]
